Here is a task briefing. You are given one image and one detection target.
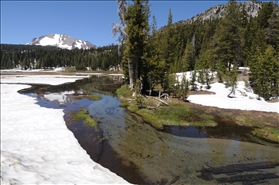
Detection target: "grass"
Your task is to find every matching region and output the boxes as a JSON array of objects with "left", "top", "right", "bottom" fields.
[
  {"left": 235, "top": 116, "right": 265, "bottom": 127},
  {"left": 87, "top": 95, "right": 102, "bottom": 100},
  {"left": 116, "top": 85, "right": 133, "bottom": 97},
  {"left": 65, "top": 67, "right": 77, "bottom": 72},
  {"left": 74, "top": 108, "right": 100, "bottom": 130},
  {"left": 252, "top": 128, "right": 279, "bottom": 143},
  {"left": 73, "top": 94, "right": 102, "bottom": 101},
  {"left": 116, "top": 86, "right": 217, "bottom": 129},
  {"left": 115, "top": 84, "right": 279, "bottom": 143}
]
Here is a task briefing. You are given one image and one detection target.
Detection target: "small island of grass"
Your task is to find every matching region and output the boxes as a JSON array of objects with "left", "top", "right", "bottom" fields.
[
  {"left": 74, "top": 108, "right": 100, "bottom": 129},
  {"left": 72, "top": 93, "right": 102, "bottom": 101},
  {"left": 116, "top": 85, "right": 217, "bottom": 130}
]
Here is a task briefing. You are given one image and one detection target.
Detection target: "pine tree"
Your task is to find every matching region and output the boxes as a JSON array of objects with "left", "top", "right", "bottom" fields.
[
  {"left": 195, "top": 48, "right": 212, "bottom": 88},
  {"left": 123, "top": 0, "right": 150, "bottom": 92},
  {"left": 145, "top": 15, "right": 165, "bottom": 95},
  {"left": 212, "top": 0, "right": 242, "bottom": 97},
  {"left": 250, "top": 45, "right": 279, "bottom": 99},
  {"left": 266, "top": 2, "right": 279, "bottom": 50},
  {"left": 181, "top": 41, "right": 195, "bottom": 72},
  {"left": 257, "top": 2, "right": 274, "bottom": 29},
  {"left": 180, "top": 73, "right": 189, "bottom": 101}
]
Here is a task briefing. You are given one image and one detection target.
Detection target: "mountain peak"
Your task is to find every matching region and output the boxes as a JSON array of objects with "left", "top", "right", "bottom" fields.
[
  {"left": 177, "top": 1, "right": 262, "bottom": 24},
  {"left": 26, "top": 34, "right": 96, "bottom": 50}
]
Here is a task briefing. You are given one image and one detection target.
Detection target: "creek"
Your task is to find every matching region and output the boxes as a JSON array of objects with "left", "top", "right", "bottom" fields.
[{"left": 19, "top": 75, "right": 279, "bottom": 185}]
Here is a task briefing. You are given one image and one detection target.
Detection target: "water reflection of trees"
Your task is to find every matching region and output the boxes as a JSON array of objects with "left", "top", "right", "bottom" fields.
[
  {"left": 19, "top": 75, "right": 124, "bottom": 96},
  {"left": 204, "top": 120, "right": 252, "bottom": 141}
]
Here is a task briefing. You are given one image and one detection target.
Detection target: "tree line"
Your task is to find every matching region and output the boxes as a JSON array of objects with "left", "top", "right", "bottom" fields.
[
  {"left": 1, "top": 0, "right": 278, "bottom": 100},
  {"left": 114, "top": 0, "right": 278, "bottom": 100},
  {"left": 0, "top": 44, "right": 121, "bottom": 71}
]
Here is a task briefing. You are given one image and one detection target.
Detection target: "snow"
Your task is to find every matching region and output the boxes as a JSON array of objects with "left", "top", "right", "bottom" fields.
[
  {"left": 0, "top": 75, "right": 87, "bottom": 85},
  {"left": 175, "top": 72, "right": 279, "bottom": 113},
  {"left": 53, "top": 67, "right": 65, "bottom": 72},
  {"left": 58, "top": 43, "right": 72, "bottom": 50},
  {"left": 1, "top": 75, "right": 130, "bottom": 184},
  {"left": 39, "top": 37, "right": 59, "bottom": 46},
  {"left": 74, "top": 40, "right": 82, "bottom": 49}
]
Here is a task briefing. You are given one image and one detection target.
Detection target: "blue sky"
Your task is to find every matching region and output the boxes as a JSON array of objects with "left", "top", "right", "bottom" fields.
[{"left": 1, "top": 1, "right": 231, "bottom": 47}]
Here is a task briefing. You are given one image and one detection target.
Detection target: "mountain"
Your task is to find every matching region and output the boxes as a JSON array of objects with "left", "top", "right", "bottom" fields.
[
  {"left": 176, "top": 1, "right": 262, "bottom": 25},
  {"left": 26, "top": 34, "right": 96, "bottom": 50}
]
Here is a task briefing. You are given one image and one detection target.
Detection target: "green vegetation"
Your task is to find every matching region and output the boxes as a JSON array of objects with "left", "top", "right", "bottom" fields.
[
  {"left": 252, "top": 128, "right": 279, "bottom": 143},
  {"left": 235, "top": 116, "right": 265, "bottom": 127},
  {"left": 65, "top": 67, "right": 78, "bottom": 72},
  {"left": 73, "top": 94, "right": 102, "bottom": 100},
  {"left": 116, "top": 85, "right": 217, "bottom": 129},
  {"left": 1, "top": 44, "right": 120, "bottom": 71},
  {"left": 74, "top": 108, "right": 100, "bottom": 129},
  {"left": 87, "top": 95, "right": 102, "bottom": 100},
  {"left": 1, "top": 1, "right": 278, "bottom": 99}
]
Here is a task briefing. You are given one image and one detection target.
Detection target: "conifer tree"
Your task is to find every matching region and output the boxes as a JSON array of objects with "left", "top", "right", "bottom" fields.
[
  {"left": 266, "top": 1, "right": 279, "bottom": 50},
  {"left": 159, "top": 9, "right": 176, "bottom": 92},
  {"left": 250, "top": 45, "right": 279, "bottom": 99},
  {"left": 195, "top": 48, "right": 212, "bottom": 88},
  {"left": 123, "top": 0, "right": 150, "bottom": 92},
  {"left": 212, "top": 0, "right": 242, "bottom": 97},
  {"left": 181, "top": 41, "right": 195, "bottom": 72},
  {"left": 145, "top": 15, "right": 165, "bottom": 95}
]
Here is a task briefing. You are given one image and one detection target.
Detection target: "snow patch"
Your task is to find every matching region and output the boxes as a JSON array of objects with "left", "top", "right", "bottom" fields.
[
  {"left": 175, "top": 71, "right": 278, "bottom": 113},
  {"left": 1, "top": 75, "right": 130, "bottom": 184}
]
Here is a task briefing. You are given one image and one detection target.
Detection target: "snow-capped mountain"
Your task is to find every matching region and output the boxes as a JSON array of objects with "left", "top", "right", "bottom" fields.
[
  {"left": 26, "top": 34, "right": 96, "bottom": 50},
  {"left": 177, "top": 1, "right": 262, "bottom": 24}
]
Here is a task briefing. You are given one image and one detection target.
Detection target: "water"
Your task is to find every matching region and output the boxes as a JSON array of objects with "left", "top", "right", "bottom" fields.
[{"left": 19, "top": 75, "right": 279, "bottom": 185}]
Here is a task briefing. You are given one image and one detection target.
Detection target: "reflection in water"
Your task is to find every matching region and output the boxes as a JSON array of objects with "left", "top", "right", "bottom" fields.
[{"left": 19, "top": 75, "right": 279, "bottom": 185}]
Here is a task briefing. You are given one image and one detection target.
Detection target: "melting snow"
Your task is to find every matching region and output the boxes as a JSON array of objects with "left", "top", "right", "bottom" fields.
[
  {"left": 175, "top": 72, "right": 279, "bottom": 113},
  {"left": 39, "top": 36, "right": 59, "bottom": 46},
  {"left": 1, "top": 75, "right": 87, "bottom": 85},
  {"left": 1, "top": 75, "right": 130, "bottom": 184}
]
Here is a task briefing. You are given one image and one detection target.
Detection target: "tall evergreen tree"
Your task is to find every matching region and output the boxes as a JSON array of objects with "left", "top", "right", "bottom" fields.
[
  {"left": 250, "top": 45, "right": 279, "bottom": 99},
  {"left": 123, "top": 0, "right": 150, "bottom": 91},
  {"left": 181, "top": 41, "right": 195, "bottom": 72},
  {"left": 212, "top": 0, "right": 242, "bottom": 97},
  {"left": 266, "top": 1, "right": 279, "bottom": 50}
]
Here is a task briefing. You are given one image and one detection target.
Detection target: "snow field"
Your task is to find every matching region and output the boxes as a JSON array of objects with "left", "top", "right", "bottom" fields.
[
  {"left": 175, "top": 71, "right": 279, "bottom": 113},
  {"left": 0, "top": 74, "right": 86, "bottom": 85},
  {"left": 1, "top": 76, "right": 130, "bottom": 184}
]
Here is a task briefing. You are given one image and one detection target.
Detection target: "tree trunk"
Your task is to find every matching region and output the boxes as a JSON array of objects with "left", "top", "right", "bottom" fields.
[
  {"left": 128, "top": 59, "right": 133, "bottom": 89},
  {"left": 134, "top": 55, "right": 139, "bottom": 84},
  {"left": 149, "top": 76, "right": 152, "bottom": 96}
]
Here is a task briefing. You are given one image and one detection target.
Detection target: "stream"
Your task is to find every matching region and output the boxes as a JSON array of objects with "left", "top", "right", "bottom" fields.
[{"left": 19, "top": 75, "right": 279, "bottom": 185}]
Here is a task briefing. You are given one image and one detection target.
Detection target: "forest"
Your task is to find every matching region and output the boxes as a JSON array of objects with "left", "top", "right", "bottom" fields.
[
  {"left": 0, "top": 44, "right": 120, "bottom": 71},
  {"left": 1, "top": 0, "right": 278, "bottom": 99}
]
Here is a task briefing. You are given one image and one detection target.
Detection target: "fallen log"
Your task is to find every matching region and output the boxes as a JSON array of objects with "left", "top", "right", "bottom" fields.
[
  {"left": 152, "top": 97, "right": 169, "bottom": 106},
  {"left": 216, "top": 173, "right": 279, "bottom": 183},
  {"left": 198, "top": 162, "right": 279, "bottom": 175}
]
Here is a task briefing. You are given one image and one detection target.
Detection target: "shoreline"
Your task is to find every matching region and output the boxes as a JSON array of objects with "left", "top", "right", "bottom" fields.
[
  {"left": 116, "top": 85, "right": 279, "bottom": 144},
  {"left": 0, "top": 74, "right": 129, "bottom": 184}
]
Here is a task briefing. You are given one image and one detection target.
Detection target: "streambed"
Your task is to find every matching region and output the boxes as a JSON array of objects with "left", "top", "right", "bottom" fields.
[{"left": 18, "top": 75, "right": 279, "bottom": 185}]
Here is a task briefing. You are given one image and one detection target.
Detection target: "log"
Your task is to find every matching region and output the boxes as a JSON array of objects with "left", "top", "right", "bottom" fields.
[
  {"left": 216, "top": 173, "right": 279, "bottom": 183},
  {"left": 197, "top": 162, "right": 279, "bottom": 175},
  {"left": 152, "top": 97, "right": 169, "bottom": 106}
]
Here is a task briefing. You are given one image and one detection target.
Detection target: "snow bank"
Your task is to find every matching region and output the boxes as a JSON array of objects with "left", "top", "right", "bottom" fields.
[
  {"left": 0, "top": 75, "right": 87, "bottom": 85},
  {"left": 175, "top": 72, "right": 279, "bottom": 113},
  {"left": 1, "top": 76, "right": 130, "bottom": 184}
]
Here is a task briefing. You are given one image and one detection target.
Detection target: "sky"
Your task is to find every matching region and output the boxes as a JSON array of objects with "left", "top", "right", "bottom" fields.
[{"left": 1, "top": 0, "right": 233, "bottom": 47}]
